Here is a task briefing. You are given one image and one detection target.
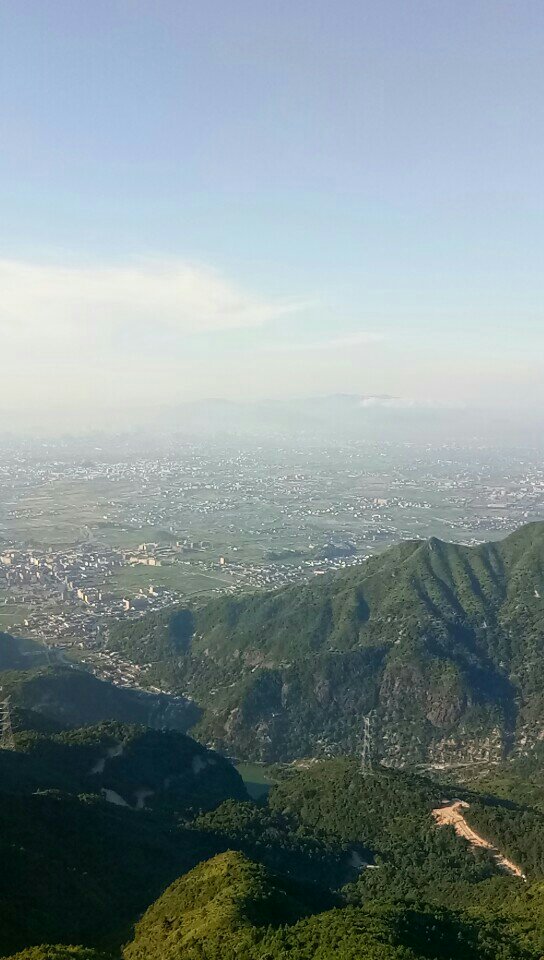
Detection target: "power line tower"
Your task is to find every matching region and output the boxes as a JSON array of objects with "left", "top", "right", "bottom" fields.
[
  {"left": 361, "top": 711, "right": 375, "bottom": 777},
  {"left": 0, "top": 695, "right": 15, "bottom": 751}
]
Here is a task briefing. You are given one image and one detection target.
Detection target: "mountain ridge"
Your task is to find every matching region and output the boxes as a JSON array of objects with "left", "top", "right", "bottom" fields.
[{"left": 109, "top": 521, "right": 544, "bottom": 764}]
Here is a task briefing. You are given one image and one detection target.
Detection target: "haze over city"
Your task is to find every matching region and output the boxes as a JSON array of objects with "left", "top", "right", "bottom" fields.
[{"left": 1, "top": 1, "right": 543, "bottom": 434}]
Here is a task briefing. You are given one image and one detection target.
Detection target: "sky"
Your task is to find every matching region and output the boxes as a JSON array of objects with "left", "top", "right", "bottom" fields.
[{"left": 0, "top": 1, "right": 543, "bottom": 430}]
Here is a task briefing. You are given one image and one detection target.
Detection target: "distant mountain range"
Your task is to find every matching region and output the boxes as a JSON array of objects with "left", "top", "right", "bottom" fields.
[
  {"left": 4, "top": 391, "right": 541, "bottom": 443},
  {"left": 124, "top": 392, "right": 543, "bottom": 445},
  {"left": 110, "top": 521, "right": 544, "bottom": 765},
  {"left": 150, "top": 392, "right": 474, "bottom": 441}
]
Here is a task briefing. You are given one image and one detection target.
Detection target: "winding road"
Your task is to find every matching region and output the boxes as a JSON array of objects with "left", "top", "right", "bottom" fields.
[{"left": 432, "top": 801, "right": 525, "bottom": 880}]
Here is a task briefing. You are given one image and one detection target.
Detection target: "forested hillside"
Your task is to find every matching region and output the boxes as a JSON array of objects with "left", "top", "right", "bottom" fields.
[
  {"left": 0, "top": 720, "right": 246, "bottom": 812},
  {"left": 0, "top": 715, "right": 248, "bottom": 955},
  {"left": 122, "top": 850, "right": 535, "bottom": 960},
  {"left": 1, "top": 707, "right": 544, "bottom": 960},
  {"left": 109, "top": 521, "right": 544, "bottom": 763}
]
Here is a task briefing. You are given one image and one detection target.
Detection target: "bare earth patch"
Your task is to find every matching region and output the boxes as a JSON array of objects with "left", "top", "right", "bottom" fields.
[{"left": 432, "top": 801, "right": 525, "bottom": 879}]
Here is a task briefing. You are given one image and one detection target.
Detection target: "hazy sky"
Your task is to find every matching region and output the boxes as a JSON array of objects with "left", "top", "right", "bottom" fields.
[{"left": 0, "top": 1, "right": 543, "bottom": 427}]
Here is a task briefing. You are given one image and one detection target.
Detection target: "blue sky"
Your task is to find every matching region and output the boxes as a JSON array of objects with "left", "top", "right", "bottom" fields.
[{"left": 0, "top": 1, "right": 543, "bottom": 422}]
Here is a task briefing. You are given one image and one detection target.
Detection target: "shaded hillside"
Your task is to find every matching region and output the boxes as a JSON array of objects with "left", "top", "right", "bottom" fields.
[
  {"left": 191, "top": 798, "right": 356, "bottom": 890},
  {"left": 0, "top": 633, "right": 49, "bottom": 672},
  {"left": 0, "top": 721, "right": 246, "bottom": 814},
  {"left": 0, "top": 790, "right": 221, "bottom": 956},
  {"left": 109, "top": 522, "right": 544, "bottom": 763},
  {"left": 0, "top": 703, "right": 249, "bottom": 957},
  {"left": 0, "top": 664, "right": 199, "bottom": 734}
]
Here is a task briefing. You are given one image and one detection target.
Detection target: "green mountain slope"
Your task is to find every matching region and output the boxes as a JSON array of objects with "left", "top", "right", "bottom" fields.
[
  {"left": 110, "top": 521, "right": 544, "bottom": 763},
  {"left": 123, "top": 850, "right": 537, "bottom": 960},
  {"left": 6, "top": 949, "right": 106, "bottom": 960},
  {"left": 3, "top": 737, "right": 544, "bottom": 959},
  {"left": 123, "top": 850, "right": 319, "bottom": 960}
]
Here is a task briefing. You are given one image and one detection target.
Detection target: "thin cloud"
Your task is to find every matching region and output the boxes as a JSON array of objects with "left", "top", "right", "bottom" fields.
[
  {"left": 318, "top": 332, "right": 386, "bottom": 349},
  {"left": 0, "top": 258, "right": 304, "bottom": 343},
  {"left": 270, "top": 331, "right": 386, "bottom": 352}
]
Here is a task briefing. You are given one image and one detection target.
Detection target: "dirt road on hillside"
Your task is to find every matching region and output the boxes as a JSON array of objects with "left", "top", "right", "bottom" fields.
[{"left": 432, "top": 801, "right": 525, "bottom": 879}]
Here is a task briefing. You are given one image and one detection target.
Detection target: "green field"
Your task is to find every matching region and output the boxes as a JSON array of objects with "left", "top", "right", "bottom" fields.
[
  {"left": 92, "top": 523, "right": 178, "bottom": 550},
  {"left": 0, "top": 603, "right": 30, "bottom": 628},
  {"left": 107, "top": 563, "right": 235, "bottom": 599}
]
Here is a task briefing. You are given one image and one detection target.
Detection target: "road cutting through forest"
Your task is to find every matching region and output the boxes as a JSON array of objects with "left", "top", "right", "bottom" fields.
[{"left": 432, "top": 801, "right": 526, "bottom": 880}]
